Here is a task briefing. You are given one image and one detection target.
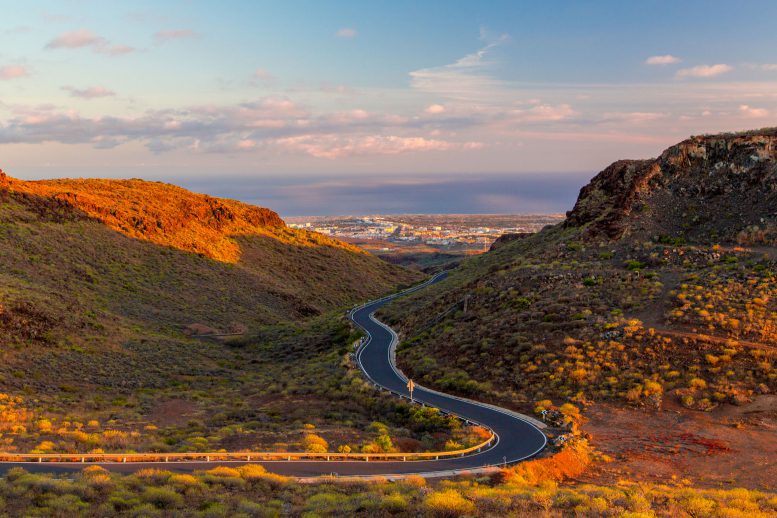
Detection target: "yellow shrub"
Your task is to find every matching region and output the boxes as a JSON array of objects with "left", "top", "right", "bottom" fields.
[{"left": 424, "top": 489, "right": 475, "bottom": 517}]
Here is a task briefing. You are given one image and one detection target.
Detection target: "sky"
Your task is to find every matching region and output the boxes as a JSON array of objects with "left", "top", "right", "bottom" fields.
[{"left": 1, "top": 1, "right": 777, "bottom": 215}]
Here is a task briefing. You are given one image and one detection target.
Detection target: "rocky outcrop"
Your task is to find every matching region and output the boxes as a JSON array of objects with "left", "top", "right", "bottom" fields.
[{"left": 565, "top": 129, "right": 777, "bottom": 243}]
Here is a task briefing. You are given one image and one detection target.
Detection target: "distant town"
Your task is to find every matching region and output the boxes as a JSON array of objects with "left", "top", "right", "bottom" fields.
[{"left": 285, "top": 214, "right": 565, "bottom": 261}]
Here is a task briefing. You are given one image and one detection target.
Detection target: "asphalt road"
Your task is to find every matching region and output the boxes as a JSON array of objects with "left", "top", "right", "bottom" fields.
[{"left": 1, "top": 274, "right": 546, "bottom": 477}]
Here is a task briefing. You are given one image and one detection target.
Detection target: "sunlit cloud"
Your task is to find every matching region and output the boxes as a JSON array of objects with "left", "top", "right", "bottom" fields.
[
  {"left": 675, "top": 64, "right": 733, "bottom": 79},
  {"left": 739, "top": 104, "right": 769, "bottom": 118},
  {"left": 0, "top": 65, "right": 30, "bottom": 80},
  {"left": 0, "top": 96, "right": 483, "bottom": 159},
  {"left": 276, "top": 135, "right": 480, "bottom": 159},
  {"left": 62, "top": 85, "right": 116, "bottom": 99},
  {"left": 335, "top": 28, "right": 357, "bottom": 38},
  {"left": 425, "top": 104, "right": 446, "bottom": 114},
  {"left": 645, "top": 54, "right": 681, "bottom": 65},
  {"left": 509, "top": 104, "right": 577, "bottom": 123},
  {"left": 45, "top": 29, "right": 134, "bottom": 55},
  {"left": 46, "top": 29, "right": 103, "bottom": 49},
  {"left": 600, "top": 111, "right": 669, "bottom": 123}
]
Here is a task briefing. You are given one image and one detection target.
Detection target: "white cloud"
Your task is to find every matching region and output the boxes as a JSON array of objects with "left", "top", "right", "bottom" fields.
[
  {"left": 425, "top": 104, "right": 446, "bottom": 114},
  {"left": 675, "top": 64, "right": 733, "bottom": 79},
  {"left": 759, "top": 64, "right": 777, "bottom": 71},
  {"left": 645, "top": 54, "right": 681, "bottom": 65},
  {"left": 335, "top": 28, "right": 357, "bottom": 38},
  {"left": 739, "top": 104, "right": 769, "bottom": 118},
  {"left": 0, "top": 65, "right": 29, "bottom": 80},
  {"left": 63, "top": 85, "right": 116, "bottom": 99},
  {"left": 410, "top": 37, "right": 508, "bottom": 103}
]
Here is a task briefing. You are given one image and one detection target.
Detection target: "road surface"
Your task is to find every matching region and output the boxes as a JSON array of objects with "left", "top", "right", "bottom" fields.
[{"left": 1, "top": 274, "right": 546, "bottom": 478}]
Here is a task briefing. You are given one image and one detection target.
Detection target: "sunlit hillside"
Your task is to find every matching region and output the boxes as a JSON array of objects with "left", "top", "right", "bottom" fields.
[
  {"left": 382, "top": 129, "right": 777, "bottom": 489},
  {"left": 0, "top": 170, "right": 423, "bottom": 454}
]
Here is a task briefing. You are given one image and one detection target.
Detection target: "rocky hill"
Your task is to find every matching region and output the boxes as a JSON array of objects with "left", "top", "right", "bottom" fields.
[
  {"left": 565, "top": 129, "right": 777, "bottom": 243},
  {"left": 0, "top": 172, "right": 365, "bottom": 262},
  {"left": 0, "top": 169, "right": 421, "bottom": 389},
  {"left": 381, "top": 128, "right": 777, "bottom": 429}
]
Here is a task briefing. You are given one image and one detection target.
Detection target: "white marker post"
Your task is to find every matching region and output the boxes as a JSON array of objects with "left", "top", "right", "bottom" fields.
[{"left": 407, "top": 379, "right": 415, "bottom": 402}]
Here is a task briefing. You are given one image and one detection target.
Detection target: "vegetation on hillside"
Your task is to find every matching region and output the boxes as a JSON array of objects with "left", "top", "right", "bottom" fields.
[
  {"left": 0, "top": 441, "right": 774, "bottom": 517},
  {"left": 0, "top": 171, "right": 424, "bottom": 453},
  {"left": 383, "top": 131, "right": 777, "bottom": 419}
]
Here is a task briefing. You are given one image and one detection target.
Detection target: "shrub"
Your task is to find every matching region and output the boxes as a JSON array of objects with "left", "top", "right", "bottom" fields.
[
  {"left": 142, "top": 486, "right": 183, "bottom": 509},
  {"left": 381, "top": 493, "right": 409, "bottom": 513},
  {"left": 302, "top": 433, "right": 328, "bottom": 453},
  {"left": 237, "top": 464, "right": 267, "bottom": 481},
  {"left": 424, "top": 489, "right": 476, "bottom": 517}
]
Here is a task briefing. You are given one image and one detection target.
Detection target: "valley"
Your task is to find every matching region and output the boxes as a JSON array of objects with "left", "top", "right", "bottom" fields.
[{"left": 1, "top": 130, "right": 777, "bottom": 515}]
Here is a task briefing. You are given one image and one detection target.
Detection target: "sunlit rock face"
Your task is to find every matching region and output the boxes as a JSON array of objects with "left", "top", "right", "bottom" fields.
[{"left": 565, "top": 129, "right": 777, "bottom": 244}]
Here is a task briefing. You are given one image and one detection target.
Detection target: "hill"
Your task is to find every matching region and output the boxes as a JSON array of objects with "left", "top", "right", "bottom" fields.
[
  {"left": 565, "top": 128, "right": 777, "bottom": 243},
  {"left": 381, "top": 129, "right": 777, "bottom": 488},
  {"left": 0, "top": 171, "right": 423, "bottom": 454}
]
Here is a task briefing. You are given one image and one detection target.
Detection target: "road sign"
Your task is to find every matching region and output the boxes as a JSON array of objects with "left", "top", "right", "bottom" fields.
[{"left": 407, "top": 379, "right": 415, "bottom": 402}]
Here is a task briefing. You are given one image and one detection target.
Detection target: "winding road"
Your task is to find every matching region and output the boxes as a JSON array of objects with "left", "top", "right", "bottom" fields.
[{"left": 2, "top": 273, "right": 547, "bottom": 478}]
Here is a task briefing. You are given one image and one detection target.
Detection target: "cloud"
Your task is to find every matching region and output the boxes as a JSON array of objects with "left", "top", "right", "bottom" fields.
[
  {"left": 45, "top": 29, "right": 134, "bottom": 55},
  {"left": 154, "top": 29, "right": 199, "bottom": 43},
  {"left": 675, "top": 64, "right": 733, "bottom": 79},
  {"left": 0, "top": 65, "right": 29, "bottom": 80},
  {"left": 739, "top": 104, "right": 769, "bottom": 118},
  {"left": 410, "top": 34, "right": 510, "bottom": 103},
  {"left": 425, "top": 104, "right": 446, "bottom": 114},
  {"left": 276, "top": 135, "right": 479, "bottom": 159},
  {"left": 335, "top": 28, "right": 357, "bottom": 38},
  {"left": 46, "top": 29, "right": 103, "bottom": 49},
  {"left": 62, "top": 85, "right": 116, "bottom": 99},
  {"left": 102, "top": 45, "right": 135, "bottom": 56},
  {"left": 254, "top": 68, "right": 273, "bottom": 81},
  {"left": 250, "top": 68, "right": 275, "bottom": 86},
  {"left": 0, "top": 96, "right": 482, "bottom": 159},
  {"left": 645, "top": 54, "right": 681, "bottom": 65},
  {"left": 509, "top": 104, "right": 577, "bottom": 123},
  {"left": 758, "top": 64, "right": 777, "bottom": 71},
  {"left": 600, "top": 111, "right": 668, "bottom": 124}
]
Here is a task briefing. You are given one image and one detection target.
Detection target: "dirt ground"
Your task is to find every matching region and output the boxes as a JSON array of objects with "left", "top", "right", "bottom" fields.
[{"left": 579, "top": 395, "right": 777, "bottom": 491}]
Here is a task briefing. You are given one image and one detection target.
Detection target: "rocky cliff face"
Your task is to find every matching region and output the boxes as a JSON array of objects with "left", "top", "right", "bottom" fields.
[{"left": 565, "top": 129, "right": 777, "bottom": 244}]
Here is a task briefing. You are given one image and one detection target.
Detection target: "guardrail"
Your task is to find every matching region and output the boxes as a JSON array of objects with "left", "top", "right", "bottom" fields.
[{"left": 0, "top": 432, "right": 495, "bottom": 464}]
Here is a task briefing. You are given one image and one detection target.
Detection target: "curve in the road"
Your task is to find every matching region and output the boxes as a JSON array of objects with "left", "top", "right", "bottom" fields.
[{"left": 1, "top": 273, "right": 546, "bottom": 478}]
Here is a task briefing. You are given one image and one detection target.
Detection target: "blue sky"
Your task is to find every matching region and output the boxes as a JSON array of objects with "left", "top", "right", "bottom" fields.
[{"left": 1, "top": 1, "right": 777, "bottom": 214}]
